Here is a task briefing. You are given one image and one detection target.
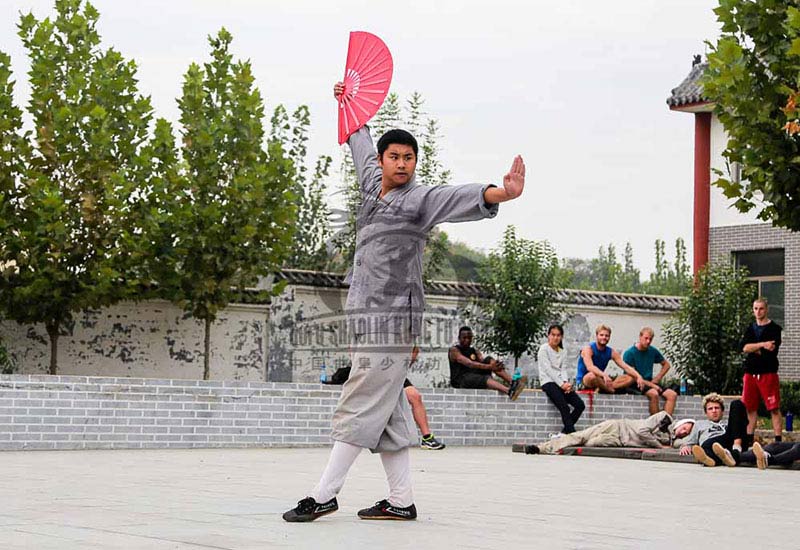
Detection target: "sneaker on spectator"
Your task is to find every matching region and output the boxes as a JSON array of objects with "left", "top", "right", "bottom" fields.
[
  {"left": 420, "top": 434, "right": 446, "bottom": 450},
  {"left": 712, "top": 442, "right": 736, "bottom": 467},
  {"left": 692, "top": 445, "right": 716, "bottom": 467},
  {"left": 357, "top": 499, "right": 417, "bottom": 520},
  {"left": 752, "top": 442, "right": 769, "bottom": 470},
  {"left": 282, "top": 496, "right": 338, "bottom": 522},
  {"left": 509, "top": 376, "right": 528, "bottom": 401}
]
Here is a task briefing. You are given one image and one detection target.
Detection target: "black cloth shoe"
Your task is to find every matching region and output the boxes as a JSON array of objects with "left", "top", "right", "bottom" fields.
[
  {"left": 524, "top": 444, "right": 540, "bottom": 455},
  {"left": 420, "top": 434, "right": 446, "bottom": 450},
  {"left": 357, "top": 499, "right": 417, "bottom": 520},
  {"left": 282, "top": 496, "right": 338, "bottom": 522}
]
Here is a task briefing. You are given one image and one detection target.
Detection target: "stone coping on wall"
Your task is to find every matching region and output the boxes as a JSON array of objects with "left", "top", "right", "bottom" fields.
[
  {"left": 0, "top": 375, "right": 706, "bottom": 451},
  {"left": 276, "top": 269, "right": 683, "bottom": 311}
]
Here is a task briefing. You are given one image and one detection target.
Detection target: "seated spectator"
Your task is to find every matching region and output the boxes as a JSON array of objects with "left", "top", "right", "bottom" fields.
[
  {"left": 449, "top": 326, "right": 526, "bottom": 401},
  {"left": 622, "top": 327, "right": 678, "bottom": 415},
  {"left": 677, "top": 393, "right": 747, "bottom": 467},
  {"left": 523, "top": 411, "right": 691, "bottom": 455},
  {"left": 538, "top": 324, "right": 585, "bottom": 434},
  {"left": 326, "top": 347, "right": 446, "bottom": 450},
  {"left": 576, "top": 324, "right": 645, "bottom": 393},
  {"left": 745, "top": 441, "right": 800, "bottom": 469}
]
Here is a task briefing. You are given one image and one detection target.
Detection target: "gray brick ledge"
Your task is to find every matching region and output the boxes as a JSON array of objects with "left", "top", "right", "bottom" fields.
[{"left": 0, "top": 374, "right": 709, "bottom": 451}]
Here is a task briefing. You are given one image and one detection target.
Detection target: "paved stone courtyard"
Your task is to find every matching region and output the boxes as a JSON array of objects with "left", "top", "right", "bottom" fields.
[{"left": 1, "top": 446, "right": 793, "bottom": 549}]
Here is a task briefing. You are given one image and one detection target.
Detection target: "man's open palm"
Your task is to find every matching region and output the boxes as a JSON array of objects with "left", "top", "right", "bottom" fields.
[{"left": 502, "top": 155, "right": 525, "bottom": 199}]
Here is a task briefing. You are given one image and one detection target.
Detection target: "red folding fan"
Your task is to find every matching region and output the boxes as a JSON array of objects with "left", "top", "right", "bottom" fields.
[{"left": 337, "top": 31, "right": 393, "bottom": 144}]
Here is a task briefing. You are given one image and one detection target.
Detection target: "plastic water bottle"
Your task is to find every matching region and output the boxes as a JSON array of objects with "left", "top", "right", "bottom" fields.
[
  {"left": 512, "top": 367, "right": 521, "bottom": 382},
  {"left": 679, "top": 379, "right": 686, "bottom": 396},
  {"left": 787, "top": 412, "right": 794, "bottom": 432},
  {"left": 319, "top": 361, "right": 327, "bottom": 384}
]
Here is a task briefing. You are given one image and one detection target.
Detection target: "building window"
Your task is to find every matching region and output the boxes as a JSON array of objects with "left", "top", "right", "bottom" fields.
[{"left": 734, "top": 249, "right": 785, "bottom": 327}]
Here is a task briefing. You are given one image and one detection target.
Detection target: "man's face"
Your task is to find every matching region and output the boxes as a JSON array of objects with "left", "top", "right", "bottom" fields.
[
  {"left": 596, "top": 330, "right": 611, "bottom": 347},
  {"left": 704, "top": 401, "right": 724, "bottom": 422},
  {"left": 638, "top": 331, "right": 653, "bottom": 350},
  {"left": 459, "top": 330, "right": 473, "bottom": 347},
  {"left": 674, "top": 422, "right": 694, "bottom": 439},
  {"left": 378, "top": 144, "right": 416, "bottom": 189},
  {"left": 753, "top": 301, "right": 768, "bottom": 322}
]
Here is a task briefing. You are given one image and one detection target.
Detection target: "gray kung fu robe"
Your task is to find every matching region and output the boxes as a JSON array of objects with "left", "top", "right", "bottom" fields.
[
  {"left": 537, "top": 411, "right": 675, "bottom": 455},
  {"left": 330, "top": 126, "right": 499, "bottom": 452}
]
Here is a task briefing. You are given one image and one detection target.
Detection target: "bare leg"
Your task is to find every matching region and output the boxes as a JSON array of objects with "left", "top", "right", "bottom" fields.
[
  {"left": 645, "top": 388, "right": 660, "bottom": 415},
  {"left": 496, "top": 369, "right": 513, "bottom": 384},
  {"left": 487, "top": 378, "right": 510, "bottom": 395},
  {"left": 662, "top": 389, "right": 677, "bottom": 416},
  {"left": 746, "top": 409, "right": 758, "bottom": 435},
  {"left": 770, "top": 409, "right": 783, "bottom": 438},
  {"left": 582, "top": 372, "right": 613, "bottom": 393},
  {"left": 404, "top": 386, "right": 430, "bottom": 436},
  {"left": 612, "top": 374, "right": 635, "bottom": 391}
]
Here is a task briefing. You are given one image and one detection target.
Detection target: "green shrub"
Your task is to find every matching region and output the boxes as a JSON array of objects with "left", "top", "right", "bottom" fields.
[
  {"left": 662, "top": 262, "right": 753, "bottom": 395},
  {"left": 780, "top": 381, "right": 800, "bottom": 416},
  {"left": 0, "top": 337, "right": 15, "bottom": 374}
]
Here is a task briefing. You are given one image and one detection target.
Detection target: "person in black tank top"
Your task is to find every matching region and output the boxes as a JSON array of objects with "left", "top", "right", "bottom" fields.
[{"left": 448, "top": 326, "right": 526, "bottom": 400}]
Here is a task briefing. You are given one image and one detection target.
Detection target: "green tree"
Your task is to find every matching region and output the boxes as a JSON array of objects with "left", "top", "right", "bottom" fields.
[
  {"left": 370, "top": 92, "right": 401, "bottom": 137},
  {"left": 703, "top": 1, "right": 800, "bottom": 229},
  {"left": 271, "top": 105, "right": 332, "bottom": 270},
  {"left": 405, "top": 91, "right": 425, "bottom": 138},
  {"left": 661, "top": 262, "right": 753, "bottom": 395},
  {"left": 0, "top": 0, "right": 158, "bottom": 374},
  {"left": 619, "top": 242, "right": 641, "bottom": 293},
  {"left": 560, "top": 243, "right": 627, "bottom": 291},
  {"left": 470, "top": 226, "right": 562, "bottom": 369},
  {"left": 433, "top": 233, "right": 488, "bottom": 282},
  {"left": 642, "top": 238, "right": 691, "bottom": 296},
  {"left": 154, "top": 28, "right": 296, "bottom": 380}
]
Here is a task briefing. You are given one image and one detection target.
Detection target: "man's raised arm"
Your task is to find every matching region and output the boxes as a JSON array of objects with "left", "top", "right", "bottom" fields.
[
  {"left": 418, "top": 155, "right": 525, "bottom": 230},
  {"left": 334, "top": 82, "right": 380, "bottom": 196}
]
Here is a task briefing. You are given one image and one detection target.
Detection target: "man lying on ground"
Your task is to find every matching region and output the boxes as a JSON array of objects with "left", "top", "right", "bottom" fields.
[
  {"left": 523, "top": 411, "right": 693, "bottom": 455},
  {"left": 745, "top": 441, "right": 800, "bottom": 469}
]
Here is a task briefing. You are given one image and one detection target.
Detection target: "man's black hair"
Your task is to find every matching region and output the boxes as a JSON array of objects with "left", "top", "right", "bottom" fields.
[
  {"left": 459, "top": 326, "right": 472, "bottom": 335},
  {"left": 377, "top": 129, "right": 418, "bottom": 158}
]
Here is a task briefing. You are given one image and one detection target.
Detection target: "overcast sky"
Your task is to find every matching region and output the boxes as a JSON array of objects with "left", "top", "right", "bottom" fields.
[{"left": 2, "top": 0, "right": 722, "bottom": 275}]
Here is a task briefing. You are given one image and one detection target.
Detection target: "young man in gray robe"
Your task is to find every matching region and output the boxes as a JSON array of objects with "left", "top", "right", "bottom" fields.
[{"left": 283, "top": 82, "right": 527, "bottom": 522}]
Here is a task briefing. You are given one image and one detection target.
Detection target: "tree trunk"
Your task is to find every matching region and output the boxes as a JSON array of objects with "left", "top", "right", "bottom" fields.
[
  {"left": 45, "top": 321, "right": 59, "bottom": 376},
  {"left": 203, "top": 316, "right": 211, "bottom": 380}
]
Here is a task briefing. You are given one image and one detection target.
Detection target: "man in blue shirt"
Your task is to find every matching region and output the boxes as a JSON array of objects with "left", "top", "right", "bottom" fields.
[
  {"left": 622, "top": 327, "right": 677, "bottom": 415},
  {"left": 577, "top": 324, "right": 644, "bottom": 393}
]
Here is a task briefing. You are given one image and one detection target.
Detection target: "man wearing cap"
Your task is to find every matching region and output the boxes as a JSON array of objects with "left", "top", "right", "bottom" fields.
[{"left": 523, "top": 411, "right": 693, "bottom": 455}]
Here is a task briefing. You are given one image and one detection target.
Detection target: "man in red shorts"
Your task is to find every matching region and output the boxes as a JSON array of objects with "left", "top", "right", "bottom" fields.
[{"left": 740, "top": 297, "right": 783, "bottom": 446}]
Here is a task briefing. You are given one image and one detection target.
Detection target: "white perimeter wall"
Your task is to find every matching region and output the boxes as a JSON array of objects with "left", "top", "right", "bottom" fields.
[
  {"left": 1, "top": 300, "right": 269, "bottom": 381},
  {"left": 709, "top": 115, "right": 766, "bottom": 229},
  {"left": 268, "top": 285, "right": 676, "bottom": 387},
  {"left": 2, "top": 287, "right": 677, "bottom": 386}
]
